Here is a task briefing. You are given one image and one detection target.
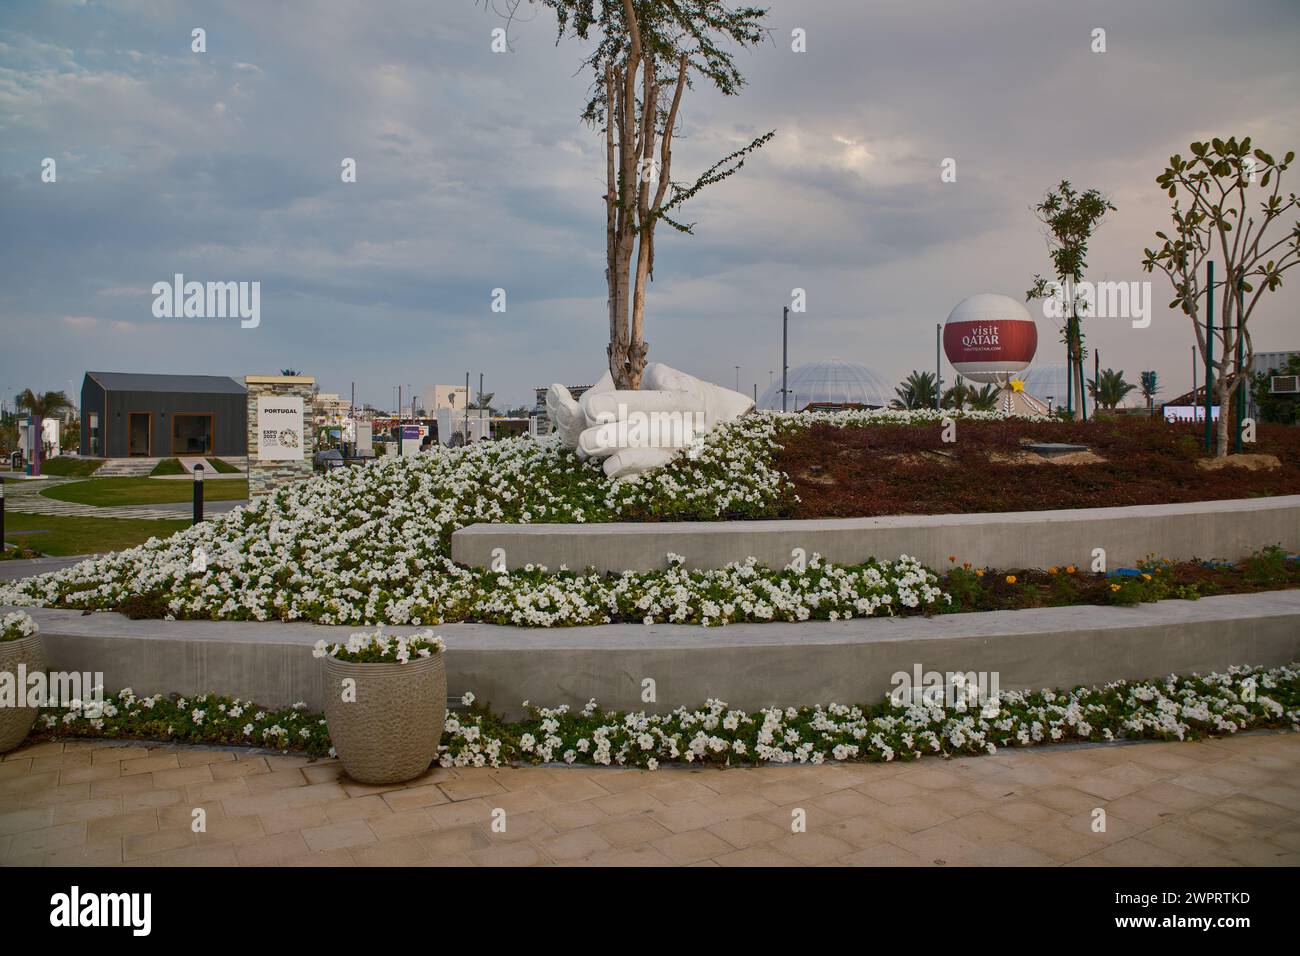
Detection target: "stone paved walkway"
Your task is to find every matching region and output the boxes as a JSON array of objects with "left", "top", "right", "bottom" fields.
[
  {"left": 1, "top": 732, "right": 1296, "bottom": 867},
  {"left": 3, "top": 476, "right": 243, "bottom": 521}
]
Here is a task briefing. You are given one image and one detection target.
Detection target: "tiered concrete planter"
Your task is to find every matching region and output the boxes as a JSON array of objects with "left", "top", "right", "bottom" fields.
[
  {"left": 17, "top": 591, "right": 1300, "bottom": 720},
  {"left": 321, "top": 654, "right": 446, "bottom": 784},
  {"left": 0, "top": 634, "right": 46, "bottom": 753},
  {"left": 450, "top": 496, "right": 1300, "bottom": 573}
]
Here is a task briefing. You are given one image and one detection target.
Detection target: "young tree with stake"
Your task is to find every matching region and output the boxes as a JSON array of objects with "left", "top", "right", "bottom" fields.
[
  {"left": 1143, "top": 136, "right": 1300, "bottom": 457},
  {"left": 1026, "top": 181, "right": 1116, "bottom": 421}
]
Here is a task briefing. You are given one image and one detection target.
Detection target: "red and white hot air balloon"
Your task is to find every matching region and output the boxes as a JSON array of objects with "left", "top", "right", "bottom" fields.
[{"left": 943, "top": 293, "right": 1038, "bottom": 384}]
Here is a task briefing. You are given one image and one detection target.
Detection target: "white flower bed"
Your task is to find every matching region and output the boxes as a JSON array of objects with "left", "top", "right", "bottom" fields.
[
  {"left": 1, "top": 609, "right": 38, "bottom": 642},
  {"left": 0, "top": 411, "right": 1024, "bottom": 627},
  {"left": 33, "top": 664, "right": 1299, "bottom": 769}
]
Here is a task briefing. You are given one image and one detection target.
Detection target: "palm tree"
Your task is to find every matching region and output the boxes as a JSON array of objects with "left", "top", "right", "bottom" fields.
[
  {"left": 1139, "top": 371, "right": 1160, "bottom": 417},
  {"left": 892, "top": 371, "right": 938, "bottom": 410},
  {"left": 1087, "top": 369, "right": 1137, "bottom": 410},
  {"left": 941, "top": 375, "right": 972, "bottom": 411},
  {"left": 968, "top": 383, "right": 1001, "bottom": 411},
  {"left": 468, "top": 391, "right": 495, "bottom": 412},
  {"left": 16, "top": 389, "right": 71, "bottom": 476}
]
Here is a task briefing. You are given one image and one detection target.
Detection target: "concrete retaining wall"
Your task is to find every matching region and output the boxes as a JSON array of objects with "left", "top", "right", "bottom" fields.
[
  {"left": 14, "top": 591, "right": 1300, "bottom": 719},
  {"left": 450, "top": 496, "right": 1300, "bottom": 573}
]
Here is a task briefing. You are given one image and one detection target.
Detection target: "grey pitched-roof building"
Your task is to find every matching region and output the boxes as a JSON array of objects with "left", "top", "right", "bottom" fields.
[{"left": 81, "top": 371, "right": 248, "bottom": 458}]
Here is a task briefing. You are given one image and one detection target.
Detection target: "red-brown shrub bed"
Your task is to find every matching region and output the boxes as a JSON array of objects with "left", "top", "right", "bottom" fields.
[{"left": 776, "top": 417, "right": 1300, "bottom": 517}]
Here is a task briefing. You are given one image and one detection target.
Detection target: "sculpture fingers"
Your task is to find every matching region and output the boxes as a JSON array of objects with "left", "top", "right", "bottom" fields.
[
  {"left": 546, "top": 383, "right": 585, "bottom": 449},
  {"left": 602, "top": 447, "right": 677, "bottom": 478}
]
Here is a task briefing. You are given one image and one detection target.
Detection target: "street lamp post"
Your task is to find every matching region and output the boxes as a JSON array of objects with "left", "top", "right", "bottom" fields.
[{"left": 781, "top": 307, "right": 789, "bottom": 413}]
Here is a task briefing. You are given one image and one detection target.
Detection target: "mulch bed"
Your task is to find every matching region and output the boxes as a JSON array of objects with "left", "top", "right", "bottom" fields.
[{"left": 776, "top": 417, "right": 1300, "bottom": 517}]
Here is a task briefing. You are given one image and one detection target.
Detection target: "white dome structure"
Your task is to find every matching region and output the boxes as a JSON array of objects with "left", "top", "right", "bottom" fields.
[
  {"left": 757, "top": 360, "right": 892, "bottom": 411},
  {"left": 1020, "top": 363, "right": 1071, "bottom": 405}
]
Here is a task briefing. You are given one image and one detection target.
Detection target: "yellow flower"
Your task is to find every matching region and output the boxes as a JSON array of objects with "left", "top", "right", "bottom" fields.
[
  {"left": 1048, "top": 566, "right": 1058, "bottom": 575},
  {"left": 975, "top": 569, "right": 985, "bottom": 578},
  {"left": 1141, "top": 573, "right": 1152, "bottom": 581},
  {"left": 1005, "top": 575, "right": 1017, "bottom": 585},
  {"left": 1110, "top": 583, "right": 1121, "bottom": 592},
  {"left": 1066, "top": 566, "right": 1077, "bottom": 574}
]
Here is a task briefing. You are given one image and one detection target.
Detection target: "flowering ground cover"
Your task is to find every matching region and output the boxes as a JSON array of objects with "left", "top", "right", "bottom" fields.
[
  {"left": 943, "top": 548, "right": 1300, "bottom": 610},
  {"left": 0, "top": 411, "right": 1296, "bottom": 627},
  {"left": 26, "top": 658, "right": 1300, "bottom": 770},
  {"left": 779, "top": 415, "right": 1300, "bottom": 517}
]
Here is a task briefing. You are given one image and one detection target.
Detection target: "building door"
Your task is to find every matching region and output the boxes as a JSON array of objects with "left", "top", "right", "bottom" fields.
[{"left": 128, "top": 413, "right": 151, "bottom": 456}]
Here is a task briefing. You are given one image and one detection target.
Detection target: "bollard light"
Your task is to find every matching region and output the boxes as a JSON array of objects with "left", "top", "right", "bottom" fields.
[{"left": 192, "top": 463, "right": 205, "bottom": 525}]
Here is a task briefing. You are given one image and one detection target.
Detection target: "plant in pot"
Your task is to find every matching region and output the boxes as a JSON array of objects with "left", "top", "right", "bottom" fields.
[
  {"left": 313, "top": 626, "right": 447, "bottom": 785},
  {"left": 1, "top": 610, "right": 47, "bottom": 753}
]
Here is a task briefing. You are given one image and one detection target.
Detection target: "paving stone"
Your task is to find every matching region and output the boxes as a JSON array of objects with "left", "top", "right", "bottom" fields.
[
  {"left": 3, "top": 733, "right": 1296, "bottom": 869},
  {"left": 838, "top": 842, "right": 927, "bottom": 866},
  {"left": 243, "top": 769, "right": 309, "bottom": 793},
  {"left": 351, "top": 837, "right": 438, "bottom": 867},
  {"left": 876, "top": 801, "right": 955, "bottom": 833},
  {"left": 653, "top": 829, "right": 736, "bottom": 863},
  {"left": 769, "top": 831, "right": 855, "bottom": 864},
  {"left": 714, "top": 844, "right": 803, "bottom": 867},
  {"left": 86, "top": 808, "right": 158, "bottom": 841},
  {"left": 594, "top": 815, "right": 673, "bottom": 848},
  {"left": 468, "top": 843, "right": 546, "bottom": 867},
  {"left": 536, "top": 828, "right": 612, "bottom": 862},
  {"left": 707, "top": 816, "right": 787, "bottom": 849},
  {"left": 382, "top": 784, "right": 451, "bottom": 813},
  {"left": 300, "top": 818, "right": 377, "bottom": 852}
]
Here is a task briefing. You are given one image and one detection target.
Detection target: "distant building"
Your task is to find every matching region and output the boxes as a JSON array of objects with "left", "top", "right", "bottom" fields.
[
  {"left": 534, "top": 385, "right": 595, "bottom": 409},
  {"left": 313, "top": 392, "right": 351, "bottom": 424},
  {"left": 1248, "top": 349, "right": 1300, "bottom": 419},
  {"left": 80, "top": 371, "right": 247, "bottom": 458},
  {"left": 423, "top": 384, "right": 470, "bottom": 413}
]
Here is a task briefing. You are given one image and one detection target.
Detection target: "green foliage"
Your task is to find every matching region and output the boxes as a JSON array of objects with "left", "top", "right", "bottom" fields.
[
  {"left": 967, "top": 384, "right": 1001, "bottom": 412},
  {"left": 1249, "top": 355, "right": 1300, "bottom": 425},
  {"left": 37, "top": 457, "right": 103, "bottom": 478},
  {"left": 1139, "top": 370, "right": 1160, "bottom": 409},
  {"left": 150, "top": 458, "right": 185, "bottom": 476},
  {"left": 1243, "top": 545, "right": 1292, "bottom": 588},
  {"left": 893, "top": 370, "right": 938, "bottom": 410},
  {"left": 1088, "top": 368, "right": 1138, "bottom": 409},
  {"left": 1025, "top": 181, "right": 1115, "bottom": 421},
  {"left": 16, "top": 389, "right": 72, "bottom": 419}
]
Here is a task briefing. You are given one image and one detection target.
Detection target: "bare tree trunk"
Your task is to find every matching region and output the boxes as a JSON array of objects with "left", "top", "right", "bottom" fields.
[{"left": 605, "top": 64, "right": 618, "bottom": 377}]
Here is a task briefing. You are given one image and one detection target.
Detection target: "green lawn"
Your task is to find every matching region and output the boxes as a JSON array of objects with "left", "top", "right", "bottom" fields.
[
  {"left": 41, "top": 476, "right": 248, "bottom": 506},
  {"left": 150, "top": 458, "right": 186, "bottom": 476},
  {"left": 3, "top": 511, "right": 190, "bottom": 556},
  {"left": 152, "top": 457, "right": 243, "bottom": 476},
  {"left": 29, "top": 458, "right": 104, "bottom": 478}
]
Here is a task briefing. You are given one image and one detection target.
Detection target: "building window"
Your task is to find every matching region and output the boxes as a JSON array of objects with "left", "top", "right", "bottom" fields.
[{"left": 171, "top": 414, "right": 213, "bottom": 455}]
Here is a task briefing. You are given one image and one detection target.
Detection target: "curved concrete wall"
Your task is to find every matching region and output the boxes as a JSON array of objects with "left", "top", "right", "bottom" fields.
[
  {"left": 451, "top": 496, "right": 1300, "bottom": 573},
  {"left": 16, "top": 591, "right": 1300, "bottom": 719}
]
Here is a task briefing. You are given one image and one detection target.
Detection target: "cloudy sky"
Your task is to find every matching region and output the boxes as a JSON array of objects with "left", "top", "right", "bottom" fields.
[{"left": 2, "top": 0, "right": 1298, "bottom": 412}]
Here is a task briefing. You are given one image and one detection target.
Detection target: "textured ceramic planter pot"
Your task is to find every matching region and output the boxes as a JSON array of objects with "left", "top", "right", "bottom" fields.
[
  {"left": 322, "top": 653, "right": 446, "bottom": 785},
  {"left": 0, "top": 634, "right": 47, "bottom": 754}
]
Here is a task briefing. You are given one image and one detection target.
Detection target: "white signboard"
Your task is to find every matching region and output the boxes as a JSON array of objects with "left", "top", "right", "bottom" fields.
[
  {"left": 256, "top": 395, "right": 305, "bottom": 461},
  {"left": 1163, "top": 405, "right": 1219, "bottom": 423}
]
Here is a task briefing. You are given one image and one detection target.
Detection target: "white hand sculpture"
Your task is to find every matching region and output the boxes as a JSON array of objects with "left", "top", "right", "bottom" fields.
[{"left": 546, "top": 363, "right": 754, "bottom": 477}]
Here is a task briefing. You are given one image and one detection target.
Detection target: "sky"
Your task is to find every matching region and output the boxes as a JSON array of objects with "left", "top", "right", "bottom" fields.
[{"left": 1, "top": 0, "right": 1298, "bottom": 413}]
